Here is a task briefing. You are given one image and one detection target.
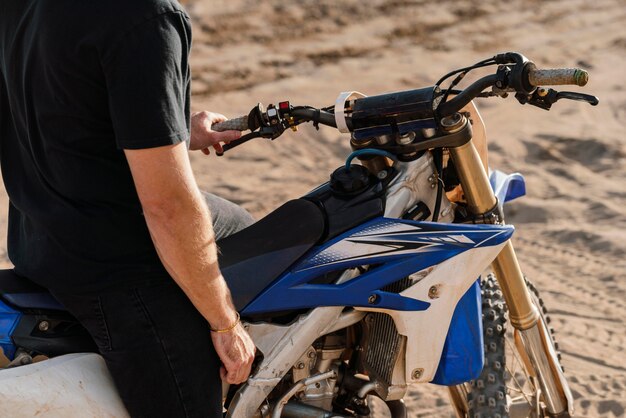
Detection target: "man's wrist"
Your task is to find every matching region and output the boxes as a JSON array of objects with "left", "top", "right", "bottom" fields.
[
  {"left": 208, "top": 308, "right": 239, "bottom": 331},
  {"left": 210, "top": 312, "right": 240, "bottom": 333},
  {"left": 194, "top": 275, "right": 239, "bottom": 330}
]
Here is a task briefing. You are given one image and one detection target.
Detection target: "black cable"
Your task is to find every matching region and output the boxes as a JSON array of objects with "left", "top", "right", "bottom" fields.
[
  {"left": 435, "top": 58, "right": 496, "bottom": 87},
  {"left": 447, "top": 89, "right": 496, "bottom": 98},
  {"left": 435, "top": 60, "right": 499, "bottom": 117},
  {"left": 439, "top": 71, "right": 467, "bottom": 111},
  {"left": 431, "top": 148, "right": 444, "bottom": 222},
  {"left": 437, "top": 60, "right": 497, "bottom": 104}
]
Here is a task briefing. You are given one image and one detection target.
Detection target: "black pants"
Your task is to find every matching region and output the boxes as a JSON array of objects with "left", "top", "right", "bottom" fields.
[{"left": 53, "top": 193, "right": 254, "bottom": 418}]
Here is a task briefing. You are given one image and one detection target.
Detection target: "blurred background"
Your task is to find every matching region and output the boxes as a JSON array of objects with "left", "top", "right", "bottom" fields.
[
  {"left": 184, "top": 2, "right": 626, "bottom": 416},
  {"left": 2, "top": 0, "right": 625, "bottom": 416}
]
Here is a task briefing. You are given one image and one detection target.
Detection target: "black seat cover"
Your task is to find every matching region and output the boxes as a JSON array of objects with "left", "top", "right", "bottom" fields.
[
  {"left": 218, "top": 199, "right": 325, "bottom": 311},
  {"left": 0, "top": 199, "right": 325, "bottom": 313},
  {"left": 0, "top": 269, "right": 65, "bottom": 310}
]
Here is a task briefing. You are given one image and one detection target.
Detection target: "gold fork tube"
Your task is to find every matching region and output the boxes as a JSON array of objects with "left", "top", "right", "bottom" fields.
[
  {"left": 491, "top": 243, "right": 539, "bottom": 329},
  {"left": 448, "top": 140, "right": 538, "bottom": 329},
  {"left": 448, "top": 141, "right": 497, "bottom": 214}
]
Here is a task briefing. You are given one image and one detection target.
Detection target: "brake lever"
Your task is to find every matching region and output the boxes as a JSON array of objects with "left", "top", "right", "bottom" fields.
[
  {"left": 516, "top": 87, "right": 599, "bottom": 111},
  {"left": 556, "top": 91, "right": 599, "bottom": 106}
]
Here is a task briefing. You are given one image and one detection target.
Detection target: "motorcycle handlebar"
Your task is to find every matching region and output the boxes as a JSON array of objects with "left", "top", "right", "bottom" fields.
[
  {"left": 213, "top": 115, "right": 249, "bottom": 132},
  {"left": 212, "top": 108, "right": 337, "bottom": 133},
  {"left": 438, "top": 65, "right": 590, "bottom": 116},
  {"left": 437, "top": 74, "right": 499, "bottom": 117},
  {"left": 527, "top": 67, "right": 589, "bottom": 87},
  {"left": 290, "top": 108, "right": 338, "bottom": 128},
  {"left": 212, "top": 54, "right": 593, "bottom": 142}
]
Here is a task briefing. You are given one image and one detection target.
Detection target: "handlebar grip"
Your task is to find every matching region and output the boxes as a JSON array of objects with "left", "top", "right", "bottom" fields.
[
  {"left": 528, "top": 68, "right": 589, "bottom": 87},
  {"left": 212, "top": 115, "right": 249, "bottom": 132}
]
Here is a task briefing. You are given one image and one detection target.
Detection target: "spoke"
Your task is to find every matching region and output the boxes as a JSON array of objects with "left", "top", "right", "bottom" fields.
[
  {"left": 506, "top": 385, "right": 525, "bottom": 394},
  {"left": 505, "top": 335, "right": 526, "bottom": 375},
  {"left": 506, "top": 362, "right": 533, "bottom": 406}
]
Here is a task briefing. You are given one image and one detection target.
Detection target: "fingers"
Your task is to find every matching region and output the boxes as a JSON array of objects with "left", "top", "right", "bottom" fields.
[
  {"left": 212, "top": 324, "right": 256, "bottom": 385},
  {"left": 223, "top": 348, "right": 254, "bottom": 384},
  {"left": 190, "top": 111, "right": 241, "bottom": 152},
  {"left": 203, "top": 130, "right": 241, "bottom": 156},
  {"left": 209, "top": 112, "right": 228, "bottom": 125},
  {"left": 197, "top": 131, "right": 240, "bottom": 156},
  {"left": 212, "top": 143, "right": 224, "bottom": 155},
  {"left": 192, "top": 110, "right": 227, "bottom": 125},
  {"left": 212, "top": 130, "right": 242, "bottom": 143}
]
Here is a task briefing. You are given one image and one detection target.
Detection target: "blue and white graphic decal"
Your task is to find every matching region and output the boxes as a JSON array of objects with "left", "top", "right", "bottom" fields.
[
  {"left": 297, "top": 219, "right": 499, "bottom": 272},
  {"left": 242, "top": 218, "right": 513, "bottom": 315}
]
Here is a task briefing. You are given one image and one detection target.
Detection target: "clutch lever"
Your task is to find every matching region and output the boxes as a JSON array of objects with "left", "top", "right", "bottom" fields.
[
  {"left": 215, "top": 131, "right": 261, "bottom": 156},
  {"left": 516, "top": 87, "right": 599, "bottom": 111},
  {"left": 216, "top": 125, "right": 285, "bottom": 156}
]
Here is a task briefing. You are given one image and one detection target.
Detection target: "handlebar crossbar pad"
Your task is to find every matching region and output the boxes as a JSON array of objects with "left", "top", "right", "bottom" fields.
[
  {"left": 528, "top": 68, "right": 589, "bottom": 87},
  {"left": 212, "top": 115, "right": 249, "bottom": 132}
]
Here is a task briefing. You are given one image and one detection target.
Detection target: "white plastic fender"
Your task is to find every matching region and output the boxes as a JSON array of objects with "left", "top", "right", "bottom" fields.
[{"left": 0, "top": 353, "right": 129, "bottom": 418}]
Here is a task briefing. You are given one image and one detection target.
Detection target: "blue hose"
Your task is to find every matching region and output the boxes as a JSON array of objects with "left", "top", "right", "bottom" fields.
[{"left": 345, "top": 149, "right": 397, "bottom": 170}]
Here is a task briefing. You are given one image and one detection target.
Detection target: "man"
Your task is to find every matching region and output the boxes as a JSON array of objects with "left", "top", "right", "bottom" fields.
[{"left": 0, "top": 0, "right": 255, "bottom": 416}]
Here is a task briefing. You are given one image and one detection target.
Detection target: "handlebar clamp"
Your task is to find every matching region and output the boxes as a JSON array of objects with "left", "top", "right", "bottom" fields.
[{"left": 494, "top": 52, "right": 536, "bottom": 95}]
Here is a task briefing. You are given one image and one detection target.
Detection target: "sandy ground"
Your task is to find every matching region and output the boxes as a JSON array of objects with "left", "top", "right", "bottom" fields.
[{"left": 2, "top": 0, "right": 626, "bottom": 416}]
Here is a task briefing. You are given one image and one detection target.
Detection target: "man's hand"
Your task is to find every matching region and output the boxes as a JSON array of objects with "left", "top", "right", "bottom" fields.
[
  {"left": 190, "top": 111, "right": 241, "bottom": 155},
  {"left": 211, "top": 321, "right": 256, "bottom": 385}
]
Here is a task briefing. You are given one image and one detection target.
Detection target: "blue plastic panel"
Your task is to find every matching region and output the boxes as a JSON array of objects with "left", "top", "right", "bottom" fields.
[
  {"left": 0, "top": 298, "right": 22, "bottom": 360},
  {"left": 242, "top": 218, "right": 513, "bottom": 315},
  {"left": 431, "top": 280, "right": 484, "bottom": 386}
]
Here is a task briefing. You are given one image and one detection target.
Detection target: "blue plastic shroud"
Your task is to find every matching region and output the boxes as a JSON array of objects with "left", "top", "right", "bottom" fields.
[
  {"left": 431, "top": 279, "right": 484, "bottom": 385},
  {"left": 242, "top": 217, "right": 513, "bottom": 315},
  {"left": 0, "top": 298, "right": 21, "bottom": 360}
]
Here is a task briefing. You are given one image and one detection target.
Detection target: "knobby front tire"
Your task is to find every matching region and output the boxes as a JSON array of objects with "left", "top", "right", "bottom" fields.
[{"left": 465, "top": 273, "right": 565, "bottom": 418}]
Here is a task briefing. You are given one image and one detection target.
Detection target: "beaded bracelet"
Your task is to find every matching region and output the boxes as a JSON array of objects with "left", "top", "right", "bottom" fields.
[{"left": 210, "top": 312, "right": 240, "bottom": 333}]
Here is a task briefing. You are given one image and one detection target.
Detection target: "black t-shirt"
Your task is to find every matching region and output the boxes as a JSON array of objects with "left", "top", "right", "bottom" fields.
[{"left": 0, "top": 0, "right": 191, "bottom": 292}]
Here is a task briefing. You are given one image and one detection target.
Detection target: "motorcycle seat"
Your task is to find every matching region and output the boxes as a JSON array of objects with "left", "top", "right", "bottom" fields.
[
  {"left": 0, "top": 269, "right": 65, "bottom": 311},
  {"left": 0, "top": 199, "right": 325, "bottom": 314},
  {"left": 218, "top": 199, "right": 325, "bottom": 311}
]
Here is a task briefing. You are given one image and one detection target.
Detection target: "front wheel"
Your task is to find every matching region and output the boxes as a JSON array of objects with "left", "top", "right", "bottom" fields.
[{"left": 452, "top": 273, "right": 565, "bottom": 418}]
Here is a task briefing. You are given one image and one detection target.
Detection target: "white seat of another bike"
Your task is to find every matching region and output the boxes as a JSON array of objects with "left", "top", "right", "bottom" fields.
[{"left": 0, "top": 353, "right": 129, "bottom": 417}]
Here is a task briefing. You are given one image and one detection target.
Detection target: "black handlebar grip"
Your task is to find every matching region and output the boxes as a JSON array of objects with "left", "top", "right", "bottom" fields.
[
  {"left": 212, "top": 115, "right": 249, "bottom": 132},
  {"left": 528, "top": 68, "right": 589, "bottom": 87}
]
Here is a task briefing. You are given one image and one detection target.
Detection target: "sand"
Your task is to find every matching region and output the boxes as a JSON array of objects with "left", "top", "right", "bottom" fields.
[{"left": 2, "top": 0, "right": 625, "bottom": 416}]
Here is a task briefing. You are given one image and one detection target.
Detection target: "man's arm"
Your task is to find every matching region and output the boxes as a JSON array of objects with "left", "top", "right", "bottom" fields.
[{"left": 124, "top": 142, "right": 255, "bottom": 384}]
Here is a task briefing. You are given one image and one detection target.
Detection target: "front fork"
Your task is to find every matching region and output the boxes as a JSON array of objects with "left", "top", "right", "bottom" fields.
[{"left": 447, "top": 119, "right": 573, "bottom": 417}]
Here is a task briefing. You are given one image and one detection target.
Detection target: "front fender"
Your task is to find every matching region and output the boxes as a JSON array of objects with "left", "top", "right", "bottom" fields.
[{"left": 489, "top": 169, "right": 526, "bottom": 212}]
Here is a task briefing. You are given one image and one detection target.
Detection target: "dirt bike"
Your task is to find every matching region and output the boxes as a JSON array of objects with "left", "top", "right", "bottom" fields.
[{"left": 0, "top": 52, "right": 598, "bottom": 417}]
